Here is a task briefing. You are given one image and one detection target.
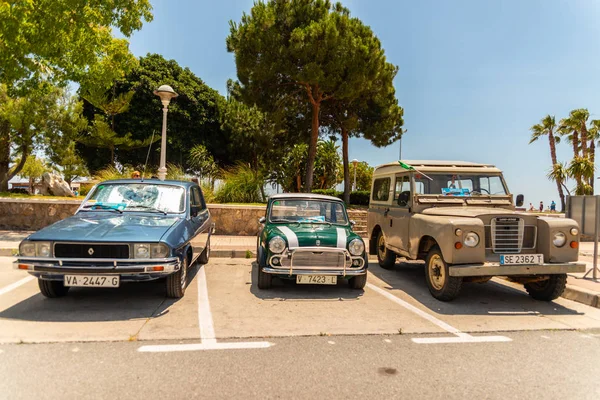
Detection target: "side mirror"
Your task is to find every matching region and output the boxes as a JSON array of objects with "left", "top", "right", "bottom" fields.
[
  {"left": 516, "top": 194, "right": 524, "bottom": 207},
  {"left": 350, "top": 220, "right": 356, "bottom": 226},
  {"left": 259, "top": 216, "right": 266, "bottom": 224},
  {"left": 398, "top": 191, "right": 410, "bottom": 207}
]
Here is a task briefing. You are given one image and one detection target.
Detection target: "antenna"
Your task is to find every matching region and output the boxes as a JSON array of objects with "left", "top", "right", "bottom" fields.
[{"left": 141, "top": 130, "right": 156, "bottom": 181}]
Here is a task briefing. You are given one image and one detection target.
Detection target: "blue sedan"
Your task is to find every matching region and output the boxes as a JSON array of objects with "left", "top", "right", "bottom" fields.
[{"left": 14, "top": 179, "right": 214, "bottom": 298}]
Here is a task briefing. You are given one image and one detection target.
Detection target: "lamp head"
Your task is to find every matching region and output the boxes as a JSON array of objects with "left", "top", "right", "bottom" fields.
[{"left": 153, "top": 85, "right": 178, "bottom": 107}]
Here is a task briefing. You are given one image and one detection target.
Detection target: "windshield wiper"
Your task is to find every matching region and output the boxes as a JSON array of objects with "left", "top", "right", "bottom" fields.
[
  {"left": 126, "top": 205, "right": 168, "bottom": 215},
  {"left": 81, "top": 204, "right": 124, "bottom": 214}
]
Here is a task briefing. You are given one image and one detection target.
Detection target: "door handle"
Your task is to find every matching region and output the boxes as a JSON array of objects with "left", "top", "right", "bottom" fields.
[{"left": 384, "top": 208, "right": 390, "bottom": 217}]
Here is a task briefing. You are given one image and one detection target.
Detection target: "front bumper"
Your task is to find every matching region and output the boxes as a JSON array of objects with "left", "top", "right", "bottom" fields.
[
  {"left": 14, "top": 257, "right": 181, "bottom": 281},
  {"left": 265, "top": 246, "right": 367, "bottom": 277},
  {"left": 449, "top": 262, "right": 586, "bottom": 277},
  {"left": 262, "top": 267, "right": 367, "bottom": 276}
]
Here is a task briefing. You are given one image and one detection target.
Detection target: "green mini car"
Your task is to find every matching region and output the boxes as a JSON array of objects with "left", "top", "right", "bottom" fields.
[{"left": 256, "top": 193, "right": 368, "bottom": 289}]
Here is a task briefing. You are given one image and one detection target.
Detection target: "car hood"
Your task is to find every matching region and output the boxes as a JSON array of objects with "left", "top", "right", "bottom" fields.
[
  {"left": 28, "top": 213, "right": 181, "bottom": 243},
  {"left": 270, "top": 223, "right": 356, "bottom": 248},
  {"left": 422, "top": 207, "right": 524, "bottom": 218}
]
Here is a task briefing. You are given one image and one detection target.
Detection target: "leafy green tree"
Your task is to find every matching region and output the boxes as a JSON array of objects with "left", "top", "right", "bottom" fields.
[
  {"left": 314, "top": 140, "right": 341, "bottom": 190},
  {"left": 352, "top": 161, "right": 374, "bottom": 191},
  {"left": 529, "top": 115, "right": 566, "bottom": 211},
  {"left": 13, "top": 155, "right": 52, "bottom": 193},
  {"left": 559, "top": 109, "right": 598, "bottom": 194},
  {"left": 227, "top": 0, "right": 398, "bottom": 192},
  {"left": 0, "top": 0, "right": 152, "bottom": 88},
  {"left": 188, "top": 144, "right": 220, "bottom": 185},
  {"left": 0, "top": 0, "right": 152, "bottom": 191},
  {"left": 78, "top": 54, "right": 227, "bottom": 173},
  {"left": 0, "top": 82, "right": 66, "bottom": 191},
  {"left": 53, "top": 143, "right": 89, "bottom": 186}
]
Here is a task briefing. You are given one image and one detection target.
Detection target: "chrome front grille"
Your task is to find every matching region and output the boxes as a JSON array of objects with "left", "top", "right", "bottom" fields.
[
  {"left": 485, "top": 218, "right": 537, "bottom": 254},
  {"left": 280, "top": 249, "right": 346, "bottom": 269}
]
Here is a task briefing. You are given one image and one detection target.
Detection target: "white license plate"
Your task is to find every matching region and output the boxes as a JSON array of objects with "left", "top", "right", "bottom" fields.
[
  {"left": 296, "top": 275, "right": 337, "bottom": 285},
  {"left": 500, "top": 254, "right": 544, "bottom": 265},
  {"left": 64, "top": 275, "right": 120, "bottom": 288}
]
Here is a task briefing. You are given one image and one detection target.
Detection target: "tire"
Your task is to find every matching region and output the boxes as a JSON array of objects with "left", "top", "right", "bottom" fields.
[
  {"left": 257, "top": 257, "right": 272, "bottom": 290},
  {"left": 198, "top": 238, "right": 210, "bottom": 264},
  {"left": 166, "top": 256, "right": 188, "bottom": 298},
  {"left": 376, "top": 231, "right": 396, "bottom": 270},
  {"left": 525, "top": 274, "right": 567, "bottom": 301},
  {"left": 424, "top": 246, "right": 463, "bottom": 301},
  {"left": 38, "top": 279, "right": 70, "bottom": 298},
  {"left": 349, "top": 274, "right": 367, "bottom": 290}
]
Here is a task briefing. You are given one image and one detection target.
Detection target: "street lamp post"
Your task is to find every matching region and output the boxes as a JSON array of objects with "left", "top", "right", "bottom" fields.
[
  {"left": 352, "top": 159, "right": 358, "bottom": 192},
  {"left": 153, "top": 85, "right": 178, "bottom": 181}
]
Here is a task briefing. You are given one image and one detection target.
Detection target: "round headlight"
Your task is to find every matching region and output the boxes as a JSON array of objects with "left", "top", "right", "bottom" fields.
[
  {"left": 269, "top": 236, "right": 286, "bottom": 254},
  {"left": 463, "top": 232, "right": 480, "bottom": 248},
  {"left": 19, "top": 242, "right": 36, "bottom": 257},
  {"left": 455, "top": 229, "right": 463, "bottom": 236},
  {"left": 553, "top": 232, "right": 566, "bottom": 247},
  {"left": 570, "top": 228, "right": 579, "bottom": 236},
  {"left": 348, "top": 238, "right": 365, "bottom": 256}
]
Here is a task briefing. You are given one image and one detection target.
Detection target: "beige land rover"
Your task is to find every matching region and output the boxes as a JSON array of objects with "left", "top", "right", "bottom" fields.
[{"left": 368, "top": 160, "right": 585, "bottom": 301}]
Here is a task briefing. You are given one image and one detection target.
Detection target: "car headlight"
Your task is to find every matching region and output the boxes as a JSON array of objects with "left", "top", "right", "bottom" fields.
[
  {"left": 19, "top": 241, "right": 36, "bottom": 257},
  {"left": 348, "top": 238, "right": 365, "bottom": 256},
  {"left": 134, "top": 243, "right": 151, "bottom": 258},
  {"left": 463, "top": 232, "right": 480, "bottom": 248},
  {"left": 19, "top": 241, "right": 52, "bottom": 257},
  {"left": 269, "top": 236, "right": 286, "bottom": 254},
  {"left": 151, "top": 243, "right": 169, "bottom": 258},
  {"left": 570, "top": 228, "right": 579, "bottom": 236},
  {"left": 553, "top": 232, "right": 566, "bottom": 247}
]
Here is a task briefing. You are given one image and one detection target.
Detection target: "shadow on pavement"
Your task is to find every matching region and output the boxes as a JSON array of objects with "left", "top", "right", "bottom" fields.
[
  {"left": 0, "top": 266, "right": 201, "bottom": 322},
  {"left": 368, "top": 260, "right": 583, "bottom": 316},
  {"left": 249, "top": 261, "right": 365, "bottom": 301}
]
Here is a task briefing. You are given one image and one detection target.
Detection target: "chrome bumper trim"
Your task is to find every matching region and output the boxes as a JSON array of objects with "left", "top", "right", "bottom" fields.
[
  {"left": 14, "top": 257, "right": 180, "bottom": 274},
  {"left": 261, "top": 267, "right": 367, "bottom": 276},
  {"left": 449, "top": 262, "right": 586, "bottom": 277},
  {"left": 268, "top": 247, "right": 365, "bottom": 276}
]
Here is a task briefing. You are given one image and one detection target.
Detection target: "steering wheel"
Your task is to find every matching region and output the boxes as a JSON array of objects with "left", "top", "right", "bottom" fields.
[{"left": 471, "top": 188, "right": 490, "bottom": 195}]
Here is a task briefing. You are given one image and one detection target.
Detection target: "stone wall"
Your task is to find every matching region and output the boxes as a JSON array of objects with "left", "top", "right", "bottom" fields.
[{"left": 0, "top": 198, "right": 266, "bottom": 236}]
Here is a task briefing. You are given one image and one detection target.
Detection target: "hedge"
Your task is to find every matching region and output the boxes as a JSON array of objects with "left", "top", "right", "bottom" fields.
[{"left": 311, "top": 189, "right": 370, "bottom": 206}]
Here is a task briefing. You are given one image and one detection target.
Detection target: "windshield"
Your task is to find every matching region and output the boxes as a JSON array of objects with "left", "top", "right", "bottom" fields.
[
  {"left": 84, "top": 183, "right": 186, "bottom": 213},
  {"left": 269, "top": 199, "right": 348, "bottom": 225},
  {"left": 414, "top": 173, "right": 508, "bottom": 196}
]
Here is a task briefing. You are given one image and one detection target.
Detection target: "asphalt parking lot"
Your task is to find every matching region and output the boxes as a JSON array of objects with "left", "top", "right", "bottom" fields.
[{"left": 2, "top": 256, "right": 600, "bottom": 346}]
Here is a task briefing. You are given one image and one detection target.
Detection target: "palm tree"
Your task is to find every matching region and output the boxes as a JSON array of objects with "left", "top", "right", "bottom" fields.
[
  {"left": 568, "top": 156, "right": 595, "bottom": 195},
  {"left": 530, "top": 115, "right": 566, "bottom": 211}
]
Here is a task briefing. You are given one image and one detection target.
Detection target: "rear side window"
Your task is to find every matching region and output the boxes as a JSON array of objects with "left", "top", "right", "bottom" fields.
[{"left": 372, "top": 178, "right": 391, "bottom": 202}]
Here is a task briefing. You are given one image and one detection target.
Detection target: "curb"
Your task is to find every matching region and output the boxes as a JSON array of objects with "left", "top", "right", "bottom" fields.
[{"left": 562, "top": 284, "right": 600, "bottom": 308}]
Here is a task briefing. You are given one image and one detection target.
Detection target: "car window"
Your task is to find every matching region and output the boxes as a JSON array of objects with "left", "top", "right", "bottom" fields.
[
  {"left": 394, "top": 175, "right": 411, "bottom": 201},
  {"left": 191, "top": 187, "right": 204, "bottom": 209},
  {"left": 372, "top": 178, "right": 391, "bottom": 202},
  {"left": 269, "top": 199, "right": 348, "bottom": 225},
  {"left": 86, "top": 183, "right": 185, "bottom": 213}
]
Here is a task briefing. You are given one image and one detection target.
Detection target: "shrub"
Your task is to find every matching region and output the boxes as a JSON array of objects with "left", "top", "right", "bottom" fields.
[
  {"left": 201, "top": 183, "right": 216, "bottom": 204},
  {"left": 94, "top": 165, "right": 127, "bottom": 181},
  {"left": 215, "top": 164, "right": 265, "bottom": 203},
  {"left": 311, "top": 189, "right": 370, "bottom": 206},
  {"left": 311, "top": 189, "right": 337, "bottom": 197}
]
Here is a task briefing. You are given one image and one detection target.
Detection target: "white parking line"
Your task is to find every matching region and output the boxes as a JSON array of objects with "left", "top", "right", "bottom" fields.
[
  {"left": 138, "top": 265, "right": 272, "bottom": 352},
  {"left": 366, "top": 283, "right": 511, "bottom": 344},
  {"left": 197, "top": 267, "right": 217, "bottom": 344},
  {"left": 0, "top": 276, "right": 34, "bottom": 296}
]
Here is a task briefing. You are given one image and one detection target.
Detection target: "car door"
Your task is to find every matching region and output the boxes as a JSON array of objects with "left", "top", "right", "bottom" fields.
[
  {"left": 189, "top": 185, "right": 210, "bottom": 260},
  {"left": 387, "top": 173, "right": 411, "bottom": 254}
]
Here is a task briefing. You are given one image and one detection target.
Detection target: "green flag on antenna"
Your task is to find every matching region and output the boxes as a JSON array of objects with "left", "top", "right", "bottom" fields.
[{"left": 398, "top": 161, "right": 414, "bottom": 170}]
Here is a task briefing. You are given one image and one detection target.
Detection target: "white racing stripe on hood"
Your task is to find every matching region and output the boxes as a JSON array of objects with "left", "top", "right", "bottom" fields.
[
  {"left": 277, "top": 226, "right": 299, "bottom": 248},
  {"left": 336, "top": 227, "right": 347, "bottom": 249}
]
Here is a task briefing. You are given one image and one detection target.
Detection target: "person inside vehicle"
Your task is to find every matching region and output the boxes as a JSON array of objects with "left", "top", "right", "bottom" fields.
[{"left": 131, "top": 171, "right": 141, "bottom": 179}]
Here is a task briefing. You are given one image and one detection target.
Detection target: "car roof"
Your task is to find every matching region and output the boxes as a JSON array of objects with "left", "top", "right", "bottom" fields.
[
  {"left": 97, "top": 179, "right": 197, "bottom": 188},
  {"left": 268, "top": 193, "right": 344, "bottom": 202},
  {"left": 374, "top": 160, "right": 502, "bottom": 174}
]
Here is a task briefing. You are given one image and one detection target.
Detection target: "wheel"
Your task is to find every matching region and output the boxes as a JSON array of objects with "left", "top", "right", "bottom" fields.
[
  {"left": 198, "top": 238, "right": 210, "bottom": 264},
  {"left": 349, "top": 274, "right": 367, "bottom": 289},
  {"left": 376, "top": 231, "right": 396, "bottom": 270},
  {"left": 525, "top": 274, "right": 567, "bottom": 301},
  {"left": 257, "top": 256, "right": 272, "bottom": 290},
  {"left": 424, "top": 246, "right": 463, "bottom": 301},
  {"left": 166, "top": 256, "right": 188, "bottom": 298},
  {"left": 38, "top": 279, "right": 70, "bottom": 298}
]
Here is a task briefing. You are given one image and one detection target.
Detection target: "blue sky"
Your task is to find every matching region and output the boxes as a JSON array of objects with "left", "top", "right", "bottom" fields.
[{"left": 126, "top": 0, "right": 600, "bottom": 207}]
